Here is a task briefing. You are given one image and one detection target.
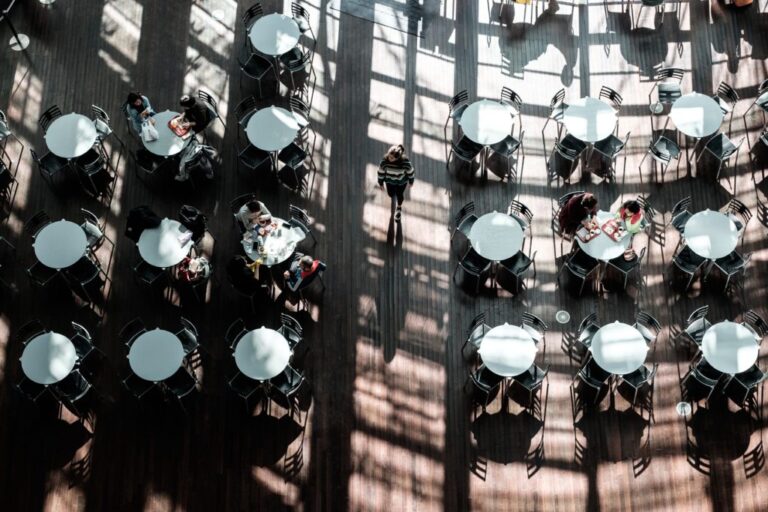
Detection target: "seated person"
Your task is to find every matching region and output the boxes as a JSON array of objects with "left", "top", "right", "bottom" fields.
[
  {"left": 615, "top": 200, "right": 645, "bottom": 234},
  {"left": 125, "top": 92, "right": 156, "bottom": 134},
  {"left": 177, "top": 256, "right": 210, "bottom": 283},
  {"left": 125, "top": 205, "right": 161, "bottom": 243},
  {"left": 283, "top": 254, "right": 323, "bottom": 292},
  {"left": 178, "top": 95, "right": 213, "bottom": 132},
  {"left": 558, "top": 192, "right": 598, "bottom": 235},
  {"left": 236, "top": 200, "right": 272, "bottom": 232},
  {"left": 226, "top": 255, "right": 265, "bottom": 294}
]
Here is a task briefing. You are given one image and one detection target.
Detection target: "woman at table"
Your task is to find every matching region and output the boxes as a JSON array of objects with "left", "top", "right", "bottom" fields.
[
  {"left": 125, "top": 92, "right": 156, "bottom": 135},
  {"left": 283, "top": 254, "right": 323, "bottom": 292},
  {"left": 226, "top": 255, "right": 265, "bottom": 294},
  {"left": 236, "top": 200, "right": 272, "bottom": 232},
  {"left": 178, "top": 95, "right": 212, "bottom": 132},
  {"left": 558, "top": 192, "right": 598, "bottom": 235},
  {"left": 378, "top": 144, "right": 414, "bottom": 222},
  {"left": 615, "top": 200, "right": 645, "bottom": 235}
]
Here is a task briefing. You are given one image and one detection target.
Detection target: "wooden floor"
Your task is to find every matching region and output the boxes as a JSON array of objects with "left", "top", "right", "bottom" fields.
[{"left": 1, "top": 0, "right": 768, "bottom": 510}]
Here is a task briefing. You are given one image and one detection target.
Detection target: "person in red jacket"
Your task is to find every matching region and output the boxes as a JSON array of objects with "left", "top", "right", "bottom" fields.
[
  {"left": 558, "top": 192, "right": 598, "bottom": 235},
  {"left": 283, "top": 254, "right": 322, "bottom": 292}
]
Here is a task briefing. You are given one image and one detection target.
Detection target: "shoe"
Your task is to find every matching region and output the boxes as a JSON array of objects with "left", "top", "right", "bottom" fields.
[{"left": 394, "top": 207, "right": 402, "bottom": 222}]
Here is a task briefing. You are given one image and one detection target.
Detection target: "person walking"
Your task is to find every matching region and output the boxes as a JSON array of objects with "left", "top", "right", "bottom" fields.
[{"left": 378, "top": 144, "right": 414, "bottom": 222}]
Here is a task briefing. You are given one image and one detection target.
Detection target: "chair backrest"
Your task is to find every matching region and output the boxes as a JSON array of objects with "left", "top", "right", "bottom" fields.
[
  {"left": 242, "top": 3, "right": 263, "bottom": 30},
  {"left": 198, "top": 90, "right": 218, "bottom": 112},
  {"left": 226, "top": 318, "right": 247, "bottom": 349},
  {"left": 66, "top": 256, "right": 100, "bottom": 283},
  {"left": 635, "top": 196, "right": 656, "bottom": 223},
  {"left": 228, "top": 371, "right": 258, "bottom": 397},
  {"left": 289, "top": 96, "right": 311, "bottom": 121},
  {"left": 120, "top": 318, "right": 147, "bottom": 347},
  {"left": 549, "top": 88, "right": 565, "bottom": 110},
  {"left": 123, "top": 373, "right": 154, "bottom": 399},
  {"left": 179, "top": 317, "right": 198, "bottom": 338},
  {"left": 725, "top": 198, "right": 752, "bottom": 224},
  {"left": 522, "top": 312, "right": 548, "bottom": 335},
  {"left": 598, "top": 86, "right": 623, "bottom": 107},
  {"left": 291, "top": 2, "right": 310, "bottom": 22},
  {"left": 80, "top": 208, "right": 102, "bottom": 232},
  {"left": 558, "top": 191, "right": 585, "bottom": 208},
  {"left": 578, "top": 313, "right": 599, "bottom": 336},
  {"left": 455, "top": 201, "right": 475, "bottom": 229},
  {"left": 91, "top": 105, "right": 110, "bottom": 124},
  {"left": 55, "top": 370, "right": 91, "bottom": 402},
  {"left": 686, "top": 305, "right": 709, "bottom": 325},
  {"left": 716, "top": 81, "right": 739, "bottom": 104},
  {"left": 507, "top": 199, "right": 533, "bottom": 225},
  {"left": 15, "top": 376, "right": 47, "bottom": 401},
  {"left": 671, "top": 196, "right": 691, "bottom": 219},
  {"left": 448, "top": 90, "right": 468, "bottom": 114},
  {"left": 635, "top": 311, "right": 661, "bottom": 336},
  {"left": 553, "top": 140, "right": 579, "bottom": 161},
  {"left": 719, "top": 135, "right": 743, "bottom": 159},
  {"left": 649, "top": 138, "right": 672, "bottom": 163},
  {"left": 467, "top": 311, "right": 487, "bottom": 339},
  {"left": 655, "top": 67, "right": 684, "bottom": 82},
  {"left": 16, "top": 319, "right": 47, "bottom": 345},
  {"left": 234, "top": 96, "right": 259, "bottom": 126},
  {"left": 289, "top": 204, "right": 311, "bottom": 227},
  {"left": 500, "top": 87, "right": 522, "bottom": 112},
  {"left": 24, "top": 210, "right": 51, "bottom": 239},
  {"left": 744, "top": 310, "right": 768, "bottom": 338},
  {"left": 71, "top": 321, "right": 91, "bottom": 341},
  {"left": 281, "top": 313, "right": 303, "bottom": 335},
  {"left": 165, "top": 367, "right": 197, "bottom": 396},
  {"left": 39, "top": 105, "right": 62, "bottom": 133}
]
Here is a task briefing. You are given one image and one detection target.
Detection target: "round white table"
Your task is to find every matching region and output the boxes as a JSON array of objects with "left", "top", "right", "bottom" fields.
[
  {"left": 468, "top": 212, "right": 524, "bottom": 261},
  {"left": 21, "top": 332, "right": 77, "bottom": 385},
  {"left": 669, "top": 93, "right": 724, "bottom": 138},
  {"left": 477, "top": 323, "right": 537, "bottom": 377},
  {"left": 128, "top": 329, "right": 185, "bottom": 381},
  {"left": 33, "top": 220, "right": 87, "bottom": 269},
  {"left": 576, "top": 210, "right": 631, "bottom": 261},
  {"left": 137, "top": 218, "right": 194, "bottom": 268},
  {"left": 249, "top": 13, "right": 301, "bottom": 56},
  {"left": 458, "top": 99, "right": 515, "bottom": 146},
  {"left": 563, "top": 97, "right": 617, "bottom": 143},
  {"left": 590, "top": 322, "right": 649, "bottom": 375},
  {"left": 142, "top": 110, "right": 191, "bottom": 157},
  {"left": 701, "top": 321, "right": 760, "bottom": 374},
  {"left": 44, "top": 113, "right": 98, "bottom": 159},
  {"left": 246, "top": 106, "right": 301, "bottom": 151},
  {"left": 683, "top": 209, "right": 739, "bottom": 259},
  {"left": 234, "top": 327, "right": 292, "bottom": 380},
  {"left": 242, "top": 217, "right": 306, "bottom": 266}
]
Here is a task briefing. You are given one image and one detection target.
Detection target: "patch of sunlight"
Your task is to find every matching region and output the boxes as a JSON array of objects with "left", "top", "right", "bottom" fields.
[
  {"left": 11, "top": 67, "right": 42, "bottom": 139},
  {"left": 368, "top": 79, "right": 405, "bottom": 144},
  {"left": 100, "top": 0, "right": 142, "bottom": 67},
  {"left": 371, "top": 23, "right": 407, "bottom": 81},
  {"left": 252, "top": 466, "right": 301, "bottom": 506},
  {"left": 97, "top": 49, "right": 132, "bottom": 84}
]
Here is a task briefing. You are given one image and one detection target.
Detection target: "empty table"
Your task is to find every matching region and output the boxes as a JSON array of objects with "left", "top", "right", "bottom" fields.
[
  {"left": 128, "top": 329, "right": 185, "bottom": 381},
  {"left": 44, "top": 113, "right": 98, "bottom": 159},
  {"left": 563, "top": 97, "right": 617, "bottom": 143},
  {"left": 142, "top": 110, "right": 191, "bottom": 157},
  {"left": 590, "top": 322, "right": 649, "bottom": 375},
  {"left": 21, "top": 332, "right": 77, "bottom": 385},
  {"left": 468, "top": 211, "right": 524, "bottom": 261},
  {"left": 242, "top": 217, "right": 306, "bottom": 266},
  {"left": 701, "top": 321, "right": 759, "bottom": 374},
  {"left": 683, "top": 209, "right": 739, "bottom": 259},
  {"left": 669, "top": 93, "right": 723, "bottom": 138},
  {"left": 246, "top": 106, "right": 301, "bottom": 151},
  {"left": 458, "top": 99, "right": 515, "bottom": 146},
  {"left": 33, "top": 220, "right": 87, "bottom": 269},
  {"left": 576, "top": 210, "right": 631, "bottom": 261},
  {"left": 234, "top": 327, "right": 292, "bottom": 380},
  {"left": 248, "top": 13, "right": 300, "bottom": 56},
  {"left": 477, "top": 323, "right": 538, "bottom": 377},
  {"left": 137, "top": 218, "right": 194, "bottom": 268}
]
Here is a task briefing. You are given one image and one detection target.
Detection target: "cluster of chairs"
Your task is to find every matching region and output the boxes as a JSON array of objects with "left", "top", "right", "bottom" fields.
[
  {"left": 669, "top": 197, "right": 751, "bottom": 293},
  {"left": 0, "top": 109, "right": 21, "bottom": 221},
  {"left": 14, "top": 321, "right": 103, "bottom": 417},
  {"left": 451, "top": 200, "right": 536, "bottom": 295},
  {"left": 24, "top": 209, "right": 112, "bottom": 317},
  {"left": 446, "top": 87, "right": 525, "bottom": 182},
  {"left": 226, "top": 314, "right": 309, "bottom": 420},
  {"left": 33, "top": 105, "right": 119, "bottom": 201}
]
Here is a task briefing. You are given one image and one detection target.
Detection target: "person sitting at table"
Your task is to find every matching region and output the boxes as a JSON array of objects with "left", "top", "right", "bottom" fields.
[
  {"left": 125, "top": 92, "right": 156, "bottom": 135},
  {"left": 283, "top": 254, "right": 323, "bottom": 292},
  {"left": 236, "top": 200, "right": 272, "bottom": 232},
  {"left": 558, "top": 192, "right": 599, "bottom": 235},
  {"left": 226, "top": 255, "right": 265, "bottom": 294},
  {"left": 178, "top": 95, "right": 213, "bottom": 132},
  {"left": 615, "top": 200, "right": 645, "bottom": 235}
]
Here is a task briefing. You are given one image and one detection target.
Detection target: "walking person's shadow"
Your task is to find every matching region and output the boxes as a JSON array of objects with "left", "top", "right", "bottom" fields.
[{"left": 386, "top": 198, "right": 404, "bottom": 249}]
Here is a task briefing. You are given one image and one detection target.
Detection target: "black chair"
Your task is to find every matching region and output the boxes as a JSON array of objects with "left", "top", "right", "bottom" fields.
[
  {"left": 448, "top": 136, "right": 483, "bottom": 171},
  {"left": 451, "top": 201, "right": 477, "bottom": 257},
  {"left": 618, "top": 363, "right": 657, "bottom": 411},
  {"left": 743, "top": 77, "right": 768, "bottom": 126},
  {"left": 598, "top": 85, "right": 623, "bottom": 112},
  {"left": 53, "top": 370, "right": 91, "bottom": 416},
  {"left": 16, "top": 319, "right": 47, "bottom": 345},
  {"left": 541, "top": 88, "right": 566, "bottom": 139},
  {"left": 226, "top": 318, "right": 248, "bottom": 350},
  {"left": 712, "top": 81, "right": 739, "bottom": 131},
  {"left": 453, "top": 248, "right": 492, "bottom": 295},
  {"left": 26, "top": 261, "right": 60, "bottom": 288},
  {"left": 697, "top": 133, "right": 743, "bottom": 185},
  {"left": 280, "top": 313, "right": 303, "bottom": 350},
  {"left": 511, "top": 364, "right": 549, "bottom": 408},
  {"left": 269, "top": 365, "right": 305, "bottom": 415},
  {"left": 291, "top": 2, "right": 316, "bottom": 42},
  {"left": 633, "top": 310, "right": 661, "bottom": 344},
  {"left": 38, "top": 105, "right": 62, "bottom": 134},
  {"left": 75, "top": 145, "right": 112, "bottom": 197},
  {"left": 723, "top": 198, "right": 752, "bottom": 234},
  {"left": 81, "top": 208, "right": 111, "bottom": 254},
  {"left": 178, "top": 205, "right": 208, "bottom": 245},
  {"left": 15, "top": 376, "right": 47, "bottom": 402},
  {"left": 133, "top": 260, "right": 168, "bottom": 290},
  {"left": 548, "top": 135, "right": 586, "bottom": 180},
  {"left": 671, "top": 246, "right": 706, "bottom": 291},
  {"left": 559, "top": 250, "right": 599, "bottom": 296},
  {"left": 648, "top": 67, "right": 684, "bottom": 110},
  {"left": 177, "top": 317, "right": 199, "bottom": 355},
  {"left": 238, "top": 45, "right": 277, "bottom": 97},
  {"left": 710, "top": 251, "right": 751, "bottom": 292},
  {"left": 64, "top": 256, "right": 107, "bottom": 304},
  {"left": 198, "top": 90, "right": 224, "bottom": 131},
  {"left": 682, "top": 358, "right": 721, "bottom": 405},
  {"left": 280, "top": 46, "right": 315, "bottom": 95},
  {"left": 742, "top": 310, "right": 768, "bottom": 342},
  {"left": 521, "top": 312, "right": 547, "bottom": 344},
  {"left": 670, "top": 196, "right": 692, "bottom": 234},
  {"left": 444, "top": 90, "right": 469, "bottom": 144},
  {"left": 289, "top": 204, "right": 317, "bottom": 247},
  {"left": 592, "top": 132, "right": 629, "bottom": 182},
  {"left": 24, "top": 210, "right": 51, "bottom": 240},
  {"left": 575, "top": 358, "right": 610, "bottom": 404},
  {"left": 461, "top": 311, "right": 489, "bottom": 359},
  {"left": 724, "top": 365, "right": 767, "bottom": 408},
  {"left": 228, "top": 371, "right": 261, "bottom": 413},
  {"left": 605, "top": 246, "right": 646, "bottom": 292},
  {"left": 488, "top": 130, "right": 523, "bottom": 182},
  {"left": 122, "top": 373, "right": 155, "bottom": 399},
  {"left": 500, "top": 87, "right": 523, "bottom": 113},
  {"left": 638, "top": 136, "right": 680, "bottom": 183},
  {"left": 234, "top": 96, "right": 259, "bottom": 146},
  {"left": 577, "top": 312, "right": 600, "bottom": 349},
  {"left": 164, "top": 367, "right": 198, "bottom": 409},
  {"left": 30, "top": 148, "right": 68, "bottom": 190},
  {"left": 91, "top": 104, "right": 115, "bottom": 142},
  {"left": 120, "top": 318, "right": 147, "bottom": 348},
  {"left": 277, "top": 142, "right": 309, "bottom": 193},
  {"left": 465, "top": 364, "right": 504, "bottom": 410},
  {"left": 242, "top": 2, "right": 263, "bottom": 34},
  {"left": 237, "top": 141, "right": 273, "bottom": 176},
  {"left": 496, "top": 251, "right": 535, "bottom": 295},
  {"left": 70, "top": 321, "right": 95, "bottom": 361},
  {"left": 678, "top": 306, "right": 711, "bottom": 350}
]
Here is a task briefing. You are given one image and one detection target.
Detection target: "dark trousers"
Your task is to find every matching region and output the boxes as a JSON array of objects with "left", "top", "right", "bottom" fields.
[{"left": 385, "top": 183, "right": 407, "bottom": 205}]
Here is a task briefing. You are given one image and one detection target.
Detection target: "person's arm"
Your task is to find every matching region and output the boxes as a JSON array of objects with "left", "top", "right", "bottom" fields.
[
  {"left": 377, "top": 160, "right": 386, "bottom": 187},
  {"left": 257, "top": 201, "right": 271, "bottom": 217},
  {"left": 404, "top": 160, "right": 415, "bottom": 185}
]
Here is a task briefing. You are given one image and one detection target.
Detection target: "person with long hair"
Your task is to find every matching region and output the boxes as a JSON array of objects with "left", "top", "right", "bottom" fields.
[
  {"left": 557, "top": 192, "right": 598, "bottom": 235},
  {"left": 377, "top": 144, "right": 414, "bottom": 222},
  {"left": 125, "top": 91, "right": 155, "bottom": 134}
]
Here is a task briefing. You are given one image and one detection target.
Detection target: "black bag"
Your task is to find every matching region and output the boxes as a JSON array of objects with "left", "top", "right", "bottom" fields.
[
  {"left": 178, "top": 205, "right": 207, "bottom": 242},
  {"left": 125, "top": 205, "right": 161, "bottom": 242}
]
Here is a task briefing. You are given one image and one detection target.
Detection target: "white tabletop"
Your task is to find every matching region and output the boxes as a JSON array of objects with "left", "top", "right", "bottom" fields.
[
  {"left": 33, "top": 220, "right": 87, "bottom": 269},
  {"left": 128, "top": 328, "right": 185, "bottom": 381},
  {"left": 468, "top": 211, "right": 524, "bottom": 261},
  {"left": 701, "top": 321, "right": 760, "bottom": 374},
  {"left": 246, "top": 106, "right": 301, "bottom": 151},
  {"left": 249, "top": 13, "right": 301, "bottom": 56},
  {"left": 669, "top": 93, "right": 724, "bottom": 138},
  {"left": 683, "top": 209, "right": 739, "bottom": 259},
  {"left": 590, "top": 322, "right": 649, "bottom": 375},
  {"left": 21, "top": 332, "right": 77, "bottom": 385},
  {"left": 477, "top": 323, "right": 537, "bottom": 377},
  {"left": 44, "top": 113, "right": 98, "bottom": 159},
  {"left": 137, "top": 218, "right": 194, "bottom": 268},
  {"left": 242, "top": 217, "right": 306, "bottom": 266},
  {"left": 234, "top": 327, "right": 292, "bottom": 380},
  {"left": 458, "top": 99, "right": 515, "bottom": 146},
  {"left": 563, "top": 97, "right": 617, "bottom": 143},
  {"left": 576, "top": 210, "right": 631, "bottom": 261},
  {"left": 142, "top": 110, "right": 191, "bottom": 157}
]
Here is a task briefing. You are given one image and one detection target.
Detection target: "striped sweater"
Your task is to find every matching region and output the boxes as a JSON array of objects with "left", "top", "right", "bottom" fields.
[{"left": 378, "top": 158, "right": 414, "bottom": 186}]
